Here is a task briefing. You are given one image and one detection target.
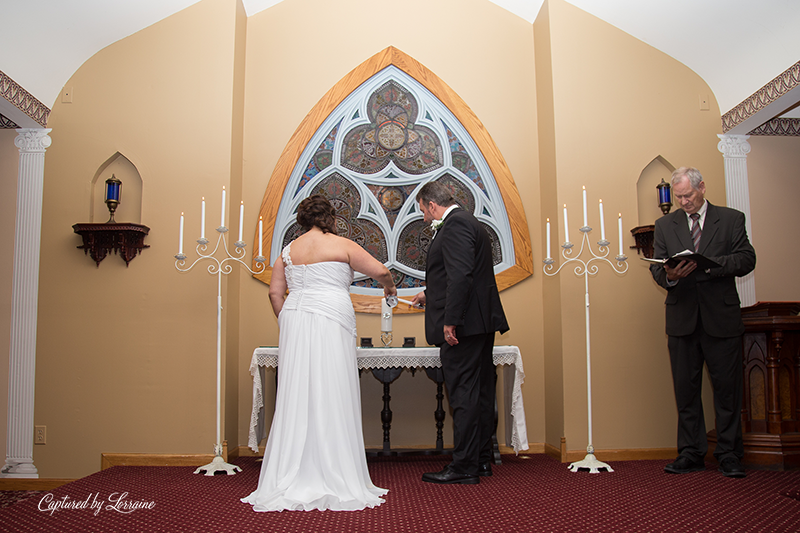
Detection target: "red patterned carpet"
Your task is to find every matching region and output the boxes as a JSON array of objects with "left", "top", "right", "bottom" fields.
[{"left": 1, "top": 454, "right": 800, "bottom": 532}]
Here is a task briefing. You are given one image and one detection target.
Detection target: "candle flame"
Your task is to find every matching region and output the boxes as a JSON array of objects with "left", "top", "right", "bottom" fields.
[
  {"left": 181, "top": 212, "right": 184, "bottom": 215},
  {"left": 202, "top": 196, "right": 204, "bottom": 200},
  {"left": 582, "top": 186, "right": 586, "bottom": 190},
  {"left": 546, "top": 218, "right": 549, "bottom": 222}
]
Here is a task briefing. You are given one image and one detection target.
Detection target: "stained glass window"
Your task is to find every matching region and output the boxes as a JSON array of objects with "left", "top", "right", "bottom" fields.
[{"left": 270, "top": 66, "right": 514, "bottom": 298}]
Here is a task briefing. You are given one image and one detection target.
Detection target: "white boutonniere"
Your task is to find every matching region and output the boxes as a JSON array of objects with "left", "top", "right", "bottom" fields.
[{"left": 431, "top": 219, "right": 444, "bottom": 231}]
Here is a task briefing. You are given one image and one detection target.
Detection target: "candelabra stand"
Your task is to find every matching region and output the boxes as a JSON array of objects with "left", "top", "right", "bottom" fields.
[
  {"left": 543, "top": 224, "right": 628, "bottom": 473},
  {"left": 175, "top": 225, "right": 265, "bottom": 476}
]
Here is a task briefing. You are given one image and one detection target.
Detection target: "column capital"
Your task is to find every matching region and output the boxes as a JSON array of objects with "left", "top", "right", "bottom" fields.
[
  {"left": 717, "top": 134, "right": 751, "bottom": 158},
  {"left": 14, "top": 128, "right": 52, "bottom": 152}
]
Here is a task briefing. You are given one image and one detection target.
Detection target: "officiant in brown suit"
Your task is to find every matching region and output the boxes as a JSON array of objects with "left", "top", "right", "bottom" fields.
[
  {"left": 650, "top": 167, "right": 755, "bottom": 478},
  {"left": 411, "top": 181, "right": 509, "bottom": 485}
]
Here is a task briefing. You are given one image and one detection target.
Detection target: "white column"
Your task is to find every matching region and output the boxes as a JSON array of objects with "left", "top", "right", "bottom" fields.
[
  {"left": 1, "top": 128, "right": 51, "bottom": 478},
  {"left": 717, "top": 134, "right": 756, "bottom": 308}
]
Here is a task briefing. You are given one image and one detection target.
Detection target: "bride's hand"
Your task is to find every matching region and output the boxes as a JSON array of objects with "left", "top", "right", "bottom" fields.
[{"left": 383, "top": 285, "right": 397, "bottom": 298}]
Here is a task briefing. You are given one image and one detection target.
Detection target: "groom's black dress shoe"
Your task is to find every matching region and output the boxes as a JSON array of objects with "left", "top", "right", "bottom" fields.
[
  {"left": 664, "top": 455, "right": 705, "bottom": 474},
  {"left": 422, "top": 465, "right": 480, "bottom": 485},
  {"left": 478, "top": 462, "right": 493, "bottom": 477},
  {"left": 718, "top": 457, "right": 746, "bottom": 478}
]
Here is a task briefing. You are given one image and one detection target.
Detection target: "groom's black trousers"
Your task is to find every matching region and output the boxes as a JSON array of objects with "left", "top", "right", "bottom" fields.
[{"left": 439, "top": 331, "right": 496, "bottom": 475}]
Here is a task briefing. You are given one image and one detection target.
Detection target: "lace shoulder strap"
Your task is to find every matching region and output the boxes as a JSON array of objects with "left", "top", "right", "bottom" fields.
[{"left": 281, "top": 242, "right": 293, "bottom": 266}]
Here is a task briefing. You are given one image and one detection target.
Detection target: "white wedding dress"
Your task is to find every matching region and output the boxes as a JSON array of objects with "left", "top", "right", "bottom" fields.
[{"left": 241, "top": 243, "right": 387, "bottom": 512}]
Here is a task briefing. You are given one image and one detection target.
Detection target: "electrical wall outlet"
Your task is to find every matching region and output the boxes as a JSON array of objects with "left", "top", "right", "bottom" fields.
[{"left": 34, "top": 425, "right": 46, "bottom": 445}]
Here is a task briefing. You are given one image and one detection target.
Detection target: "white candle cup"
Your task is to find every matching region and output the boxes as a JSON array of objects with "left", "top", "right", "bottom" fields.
[
  {"left": 563, "top": 205, "right": 570, "bottom": 244},
  {"left": 618, "top": 214, "right": 623, "bottom": 256},
  {"left": 546, "top": 219, "right": 551, "bottom": 259},
  {"left": 179, "top": 213, "right": 185, "bottom": 254},
  {"left": 599, "top": 200, "right": 606, "bottom": 241},
  {"left": 220, "top": 187, "right": 226, "bottom": 228},
  {"left": 582, "top": 186, "right": 588, "bottom": 227},
  {"left": 238, "top": 201, "right": 244, "bottom": 242},
  {"left": 381, "top": 298, "right": 393, "bottom": 332},
  {"left": 201, "top": 197, "right": 206, "bottom": 239},
  {"left": 258, "top": 217, "right": 263, "bottom": 257}
]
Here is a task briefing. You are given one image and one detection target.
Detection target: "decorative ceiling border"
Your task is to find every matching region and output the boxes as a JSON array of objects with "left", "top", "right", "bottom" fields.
[
  {"left": 0, "top": 70, "right": 50, "bottom": 128},
  {"left": 722, "top": 60, "right": 800, "bottom": 133},
  {"left": 748, "top": 117, "right": 800, "bottom": 136},
  {"left": 253, "top": 46, "right": 533, "bottom": 314}
]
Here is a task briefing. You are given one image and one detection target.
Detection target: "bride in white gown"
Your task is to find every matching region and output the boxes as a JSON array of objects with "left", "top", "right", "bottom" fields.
[{"left": 242, "top": 195, "right": 396, "bottom": 512}]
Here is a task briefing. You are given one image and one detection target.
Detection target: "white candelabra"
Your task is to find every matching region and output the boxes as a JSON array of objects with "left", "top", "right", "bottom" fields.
[
  {"left": 543, "top": 187, "right": 628, "bottom": 473},
  {"left": 174, "top": 187, "right": 265, "bottom": 476}
]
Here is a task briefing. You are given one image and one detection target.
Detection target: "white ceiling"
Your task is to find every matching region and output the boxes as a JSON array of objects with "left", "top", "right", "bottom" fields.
[{"left": 3, "top": 0, "right": 800, "bottom": 122}]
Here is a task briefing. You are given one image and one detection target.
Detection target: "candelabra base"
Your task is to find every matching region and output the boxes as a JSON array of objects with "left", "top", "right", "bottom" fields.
[
  {"left": 194, "top": 453, "right": 242, "bottom": 476},
  {"left": 568, "top": 453, "right": 614, "bottom": 474}
]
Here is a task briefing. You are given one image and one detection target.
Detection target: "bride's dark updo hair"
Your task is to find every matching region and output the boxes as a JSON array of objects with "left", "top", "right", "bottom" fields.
[{"left": 297, "top": 195, "right": 337, "bottom": 234}]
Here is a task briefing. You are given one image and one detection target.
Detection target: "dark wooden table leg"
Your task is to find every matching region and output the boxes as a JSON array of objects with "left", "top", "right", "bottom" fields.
[
  {"left": 370, "top": 367, "right": 403, "bottom": 455},
  {"left": 424, "top": 367, "right": 446, "bottom": 451}
]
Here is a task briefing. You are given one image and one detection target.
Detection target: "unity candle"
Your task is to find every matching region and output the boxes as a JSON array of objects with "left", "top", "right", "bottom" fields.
[{"left": 381, "top": 298, "right": 393, "bottom": 332}]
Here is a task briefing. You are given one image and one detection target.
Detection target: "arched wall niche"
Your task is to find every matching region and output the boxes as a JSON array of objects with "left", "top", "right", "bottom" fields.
[
  {"left": 636, "top": 155, "right": 675, "bottom": 226},
  {"left": 253, "top": 46, "right": 532, "bottom": 313},
  {"left": 90, "top": 152, "right": 143, "bottom": 224}
]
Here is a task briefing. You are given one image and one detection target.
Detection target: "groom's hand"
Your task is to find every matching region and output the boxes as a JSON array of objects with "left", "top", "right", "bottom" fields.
[
  {"left": 444, "top": 325, "right": 458, "bottom": 346},
  {"left": 411, "top": 291, "right": 426, "bottom": 309}
]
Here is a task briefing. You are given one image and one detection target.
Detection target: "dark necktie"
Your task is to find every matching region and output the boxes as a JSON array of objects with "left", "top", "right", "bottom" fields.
[{"left": 690, "top": 213, "right": 701, "bottom": 252}]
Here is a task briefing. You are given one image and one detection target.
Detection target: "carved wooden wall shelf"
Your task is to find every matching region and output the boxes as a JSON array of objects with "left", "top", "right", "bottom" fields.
[{"left": 72, "top": 223, "right": 150, "bottom": 266}]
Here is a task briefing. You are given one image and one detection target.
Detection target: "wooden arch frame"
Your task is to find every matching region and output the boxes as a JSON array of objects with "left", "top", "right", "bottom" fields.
[{"left": 253, "top": 46, "right": 532, "bottom": 314}]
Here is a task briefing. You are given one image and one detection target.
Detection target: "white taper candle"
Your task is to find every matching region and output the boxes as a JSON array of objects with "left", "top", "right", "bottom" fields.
[
  {"left": 220, "top": 186, "right": 226, "bottom": 228},
  {"left": 201, "top": 197, "right": 206, "bottom": 239},
  {"left": 582, "top": 186, "right": 588, "bottom": 227},
  {"left": 599, "top": 200, "right": 606, "bottom": 241},
  {"left": 179, "top": 212, "right": 185, "bottom": 254},
  {"left": 546, "top": 218, "right": 551, "bottom": 259},
  {"left": 238, "top": 201, "right": 244, "bottom": 242},
  {"left": 563, "top": 204, "right": 570, "bottom": 244},
  {"left": 618, "top": 214, "right": 623, "bottom": 256},
  {"left": 258, "top": 216, "right": 263, "bottom": 257}
]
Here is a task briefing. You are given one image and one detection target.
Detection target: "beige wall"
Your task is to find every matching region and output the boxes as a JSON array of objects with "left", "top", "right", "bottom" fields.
[
  {"left": 747, "top": 135, "right": 800, "bottom": 302},
  {"left": 4, "top": 0, "right": 798, "bottom": 479},
  {"left": 541, "top": 0, "right": 726, "bottom": 452},
  {"left": 31, "top": 0, "right": 243, "bottom": 478},
  {"left": 0, "top": 129, "right": 20, "bottom": 463}
]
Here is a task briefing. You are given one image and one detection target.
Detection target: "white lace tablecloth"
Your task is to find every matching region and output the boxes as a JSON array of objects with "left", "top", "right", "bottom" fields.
[{"left": 248, "top": 345, "right": 529, "bottom": 454}]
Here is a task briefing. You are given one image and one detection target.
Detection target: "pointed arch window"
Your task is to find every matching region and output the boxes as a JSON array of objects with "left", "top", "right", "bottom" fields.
[{"left": 256, "top": 48, "right": 532, "bottom": 313}]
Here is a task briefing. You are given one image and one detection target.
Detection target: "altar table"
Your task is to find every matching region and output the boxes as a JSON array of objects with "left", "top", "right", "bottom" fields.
[{"left": 248, "top": 345, "right": 529, "bottom": 457}]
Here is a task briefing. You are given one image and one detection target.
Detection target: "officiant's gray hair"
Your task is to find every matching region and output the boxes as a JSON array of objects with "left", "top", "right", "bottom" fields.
[
  {"left": 671, "top": 167, "right": 703, "bottom": 190},
  {"left": 416, "top": 181, "right": 455, "bottom": 207}
]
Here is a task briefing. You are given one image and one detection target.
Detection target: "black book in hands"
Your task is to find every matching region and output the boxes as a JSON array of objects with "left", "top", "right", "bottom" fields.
[{"left": 642, "top": 249, "right": 721, "bottom": 270}]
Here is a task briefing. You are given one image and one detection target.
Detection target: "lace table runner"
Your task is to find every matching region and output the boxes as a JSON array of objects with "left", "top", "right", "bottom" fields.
[{"left": 248, "top": 345, "right": 529, "bottom": 454}]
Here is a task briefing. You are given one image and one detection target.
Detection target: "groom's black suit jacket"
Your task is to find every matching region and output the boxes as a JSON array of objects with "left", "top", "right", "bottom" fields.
[
  {"left": 423, "top": 207, "right": 508, "bottom": 346},
  {"left": 650, "top": 202, "right": 755, "bottom": 338}
]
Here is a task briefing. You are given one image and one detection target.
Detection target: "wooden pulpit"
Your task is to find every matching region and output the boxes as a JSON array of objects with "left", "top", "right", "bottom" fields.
[{"left": 708, "top": 302, "right": 800, "bottom": 470}]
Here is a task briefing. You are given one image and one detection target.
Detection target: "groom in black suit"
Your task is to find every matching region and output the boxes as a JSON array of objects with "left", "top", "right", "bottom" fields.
[
  {"left": 650, "top": 167, "right": 755, "bottom": 478},
  {"left": 412, "top": 181, "right": 509, "bottom": 485}
]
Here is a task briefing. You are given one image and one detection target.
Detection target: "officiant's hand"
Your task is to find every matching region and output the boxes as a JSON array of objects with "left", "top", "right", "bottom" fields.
[
  {"left": 665, "top": 259, "right": 697, "bottom": 281},
  {"left": 444, "top": 325, "right": 458, "bottom": 346},
  {"left": 383, "top": 284, "right": 397, "bottom": 299}
]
